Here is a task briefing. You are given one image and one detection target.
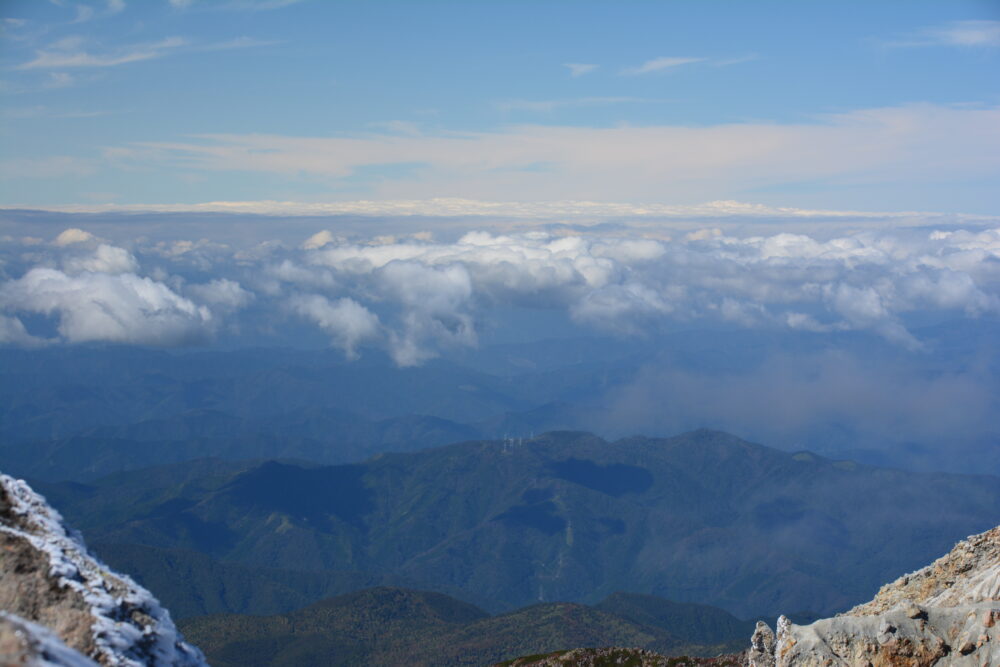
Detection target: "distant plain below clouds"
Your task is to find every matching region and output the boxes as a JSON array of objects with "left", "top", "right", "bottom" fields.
[{"left": 1, "top": 209, "right": 998, "bottom": 365}]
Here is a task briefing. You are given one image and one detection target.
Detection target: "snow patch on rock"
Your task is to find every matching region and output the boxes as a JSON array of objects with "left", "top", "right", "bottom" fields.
[{"left": 0, "top": 473, "right": 207, "bottom": 667}]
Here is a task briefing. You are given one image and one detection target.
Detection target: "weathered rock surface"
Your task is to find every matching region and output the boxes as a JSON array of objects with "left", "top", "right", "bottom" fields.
[
  {"left": 0, "top": 611, "right": 98, "bottom": 666},
  {"left": 750, "top": 525, "right": 1000, "bottom": 666},
  {"left": 0, "top": 473, "right": 207, "bottom": 667}
]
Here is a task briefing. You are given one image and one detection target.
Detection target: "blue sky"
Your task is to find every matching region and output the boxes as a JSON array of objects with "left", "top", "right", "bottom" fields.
[{"left": 1, "top": 0, "right": 998, "bottom": 212}]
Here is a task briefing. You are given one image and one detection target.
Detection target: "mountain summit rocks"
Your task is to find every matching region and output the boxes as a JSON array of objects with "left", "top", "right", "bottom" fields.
[
  {"left": 749, "top": 525, "right": 1000, "bottom": 666},
  {"left": 0, "top": 472, "right": 206, "bottom": 667}
]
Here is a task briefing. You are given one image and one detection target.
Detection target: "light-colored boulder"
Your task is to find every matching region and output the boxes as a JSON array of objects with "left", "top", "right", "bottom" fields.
[{"left": 751, "top": 526, "right": 1000, "bottom": 666}]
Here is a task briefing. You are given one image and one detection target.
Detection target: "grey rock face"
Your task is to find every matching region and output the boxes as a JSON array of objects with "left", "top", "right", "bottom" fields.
[
  {"left": 750, "top": 526, "right": 1000, "bottom": 666},
  {"left": 748, "top": 620, "right": 776, "bottom": 667},
  {"left": 0, "top": 473, "right": 207, "bottom": 667}
]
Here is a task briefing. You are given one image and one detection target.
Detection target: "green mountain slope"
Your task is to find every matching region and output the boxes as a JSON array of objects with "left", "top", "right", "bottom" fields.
[
  {"left": 595, "top": 592, "right": 755, "bottom": 646},
  {"left": 93, "top": 543, "right": 409, "bottom": 619},
  {"left": 43, "top": 430, "right": 1000, "bottom": 617},
  {"left": 179, "top": 587, "right": 491, "bottom": 667},
  {"left": 178, "top": 587, "right": 744, "bottom": 667}
]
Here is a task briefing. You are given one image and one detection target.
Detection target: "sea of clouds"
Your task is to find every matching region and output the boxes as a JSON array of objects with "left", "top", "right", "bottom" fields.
[{"left": 1, "top": 219, "right": 999, "bottom": 364}]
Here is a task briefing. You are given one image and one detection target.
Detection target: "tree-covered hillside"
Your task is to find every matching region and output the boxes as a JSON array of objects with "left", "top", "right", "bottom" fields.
[{"left": 38, "top": 429, "right": 1000, "bottom": 618}]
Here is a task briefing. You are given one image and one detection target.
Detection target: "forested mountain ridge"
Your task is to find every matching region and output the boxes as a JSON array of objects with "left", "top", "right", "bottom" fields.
[
  {"left": 37, "top": 429, "right": 1000, "bottom": 618},
  {"left": 178, "top": 586, "right": 757, "bottom": 667}
]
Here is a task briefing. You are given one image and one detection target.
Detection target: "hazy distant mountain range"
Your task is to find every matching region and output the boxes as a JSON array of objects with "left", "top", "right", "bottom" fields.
[
  {"left": 3, "top": 330, "right": 1000, "bottom": 483},
  {"left": 35, "top": 429, "right": 1000, "bottom": 620}
]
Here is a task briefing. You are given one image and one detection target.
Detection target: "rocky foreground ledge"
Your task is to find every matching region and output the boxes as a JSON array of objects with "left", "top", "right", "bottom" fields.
[
  {"left": 749, "top": 526, "right": 1000, "bottom": 666},
  {"left": 500, "top": 525, "right": 1000, "bottom": 667},
  {"left": 0, "top": 473, "right": 207, "bottom": 666}
]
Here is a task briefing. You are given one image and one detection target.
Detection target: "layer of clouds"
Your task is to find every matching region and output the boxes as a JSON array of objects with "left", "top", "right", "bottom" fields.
[
  {"left": 32, "top": 198, "right": 999, "bottom": 232},
  {"left": 102, "top": 103, "right": 1000, "bottom": 203},
  {"left": 1, "top": 221, "right": 998, "bottom": 363}
]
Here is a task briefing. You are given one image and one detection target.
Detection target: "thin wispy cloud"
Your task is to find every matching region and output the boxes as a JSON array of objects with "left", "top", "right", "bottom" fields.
[
  {"left": 226, "top": 0, "right": 304, "bottom": 10},
  {"left": 0, "top": 156, "right": 96, "bottom": 179},
  {"left": 0, "top": 72, "right": 79, "bottom": 95},
  {"left": 17, "top": 36, "right": 187, "bottom": 69},
  {"left": 714, "top": 54, "right": 760, "bottom": 67},
  {"left": 105, "top": 103, "right": 1000, "bottom": 204},
  {"left": 4, "top": 105, "right": 122, "bottom": 119},
  {"left": 199, "top": 36, "right": 280, "bottom": 51},
  {"left": 887, "top": 20, "right": 1000, "bottom": 48},
  {"left": 16, "top": 35, "right": 276, "bottom": 69},
  {"left": 71, "top": 4, "right": 96, "bottom": 23},
  {"left": 564, "top": 63, "right": 598, "bottom": 77},
  {"left": 62, "top": 0, "right": 127, "bottom": 23},
  {"left": 621, "top": 56, "right": 705, "bottom": 75},
  {"left": 171, "top": 0, "right": 304, "bottom": 10},
  {"left": 366, "top": 120, "right": 423, "bottom": 136},
  {"left": 497, "top": 97, "right": 649, "bottom": 113}
]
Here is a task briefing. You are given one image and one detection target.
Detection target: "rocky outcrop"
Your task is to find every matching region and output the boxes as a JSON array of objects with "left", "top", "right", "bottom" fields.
[
  {"left": 749, "top": 525, "right": 1000, "bottom": 666},
  {"left": 0, "top": 473, "right": 207, "bottom": 667},
  {"left": 0, "top": 611, "right": 98, "bottom": 666}
]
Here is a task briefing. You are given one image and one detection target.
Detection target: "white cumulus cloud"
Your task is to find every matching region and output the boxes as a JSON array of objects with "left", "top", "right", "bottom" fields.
[
  {"left": 290, "top": 294, "right": 379, "bottom": 359},
  {"left": 63, "top": 244, "right": 139, "bottom": 274},
  {"left": 0, "top": 314, "right": 46, "bottom": 347},
  {"left": 0, "top": 267, "right": 212, "bottom": 345},
  {"left": 188, "top": 278, "right": 253, "bottom": 311},
  {"left": 53, "top": 228, "right": 95, "bottom": 246}
]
